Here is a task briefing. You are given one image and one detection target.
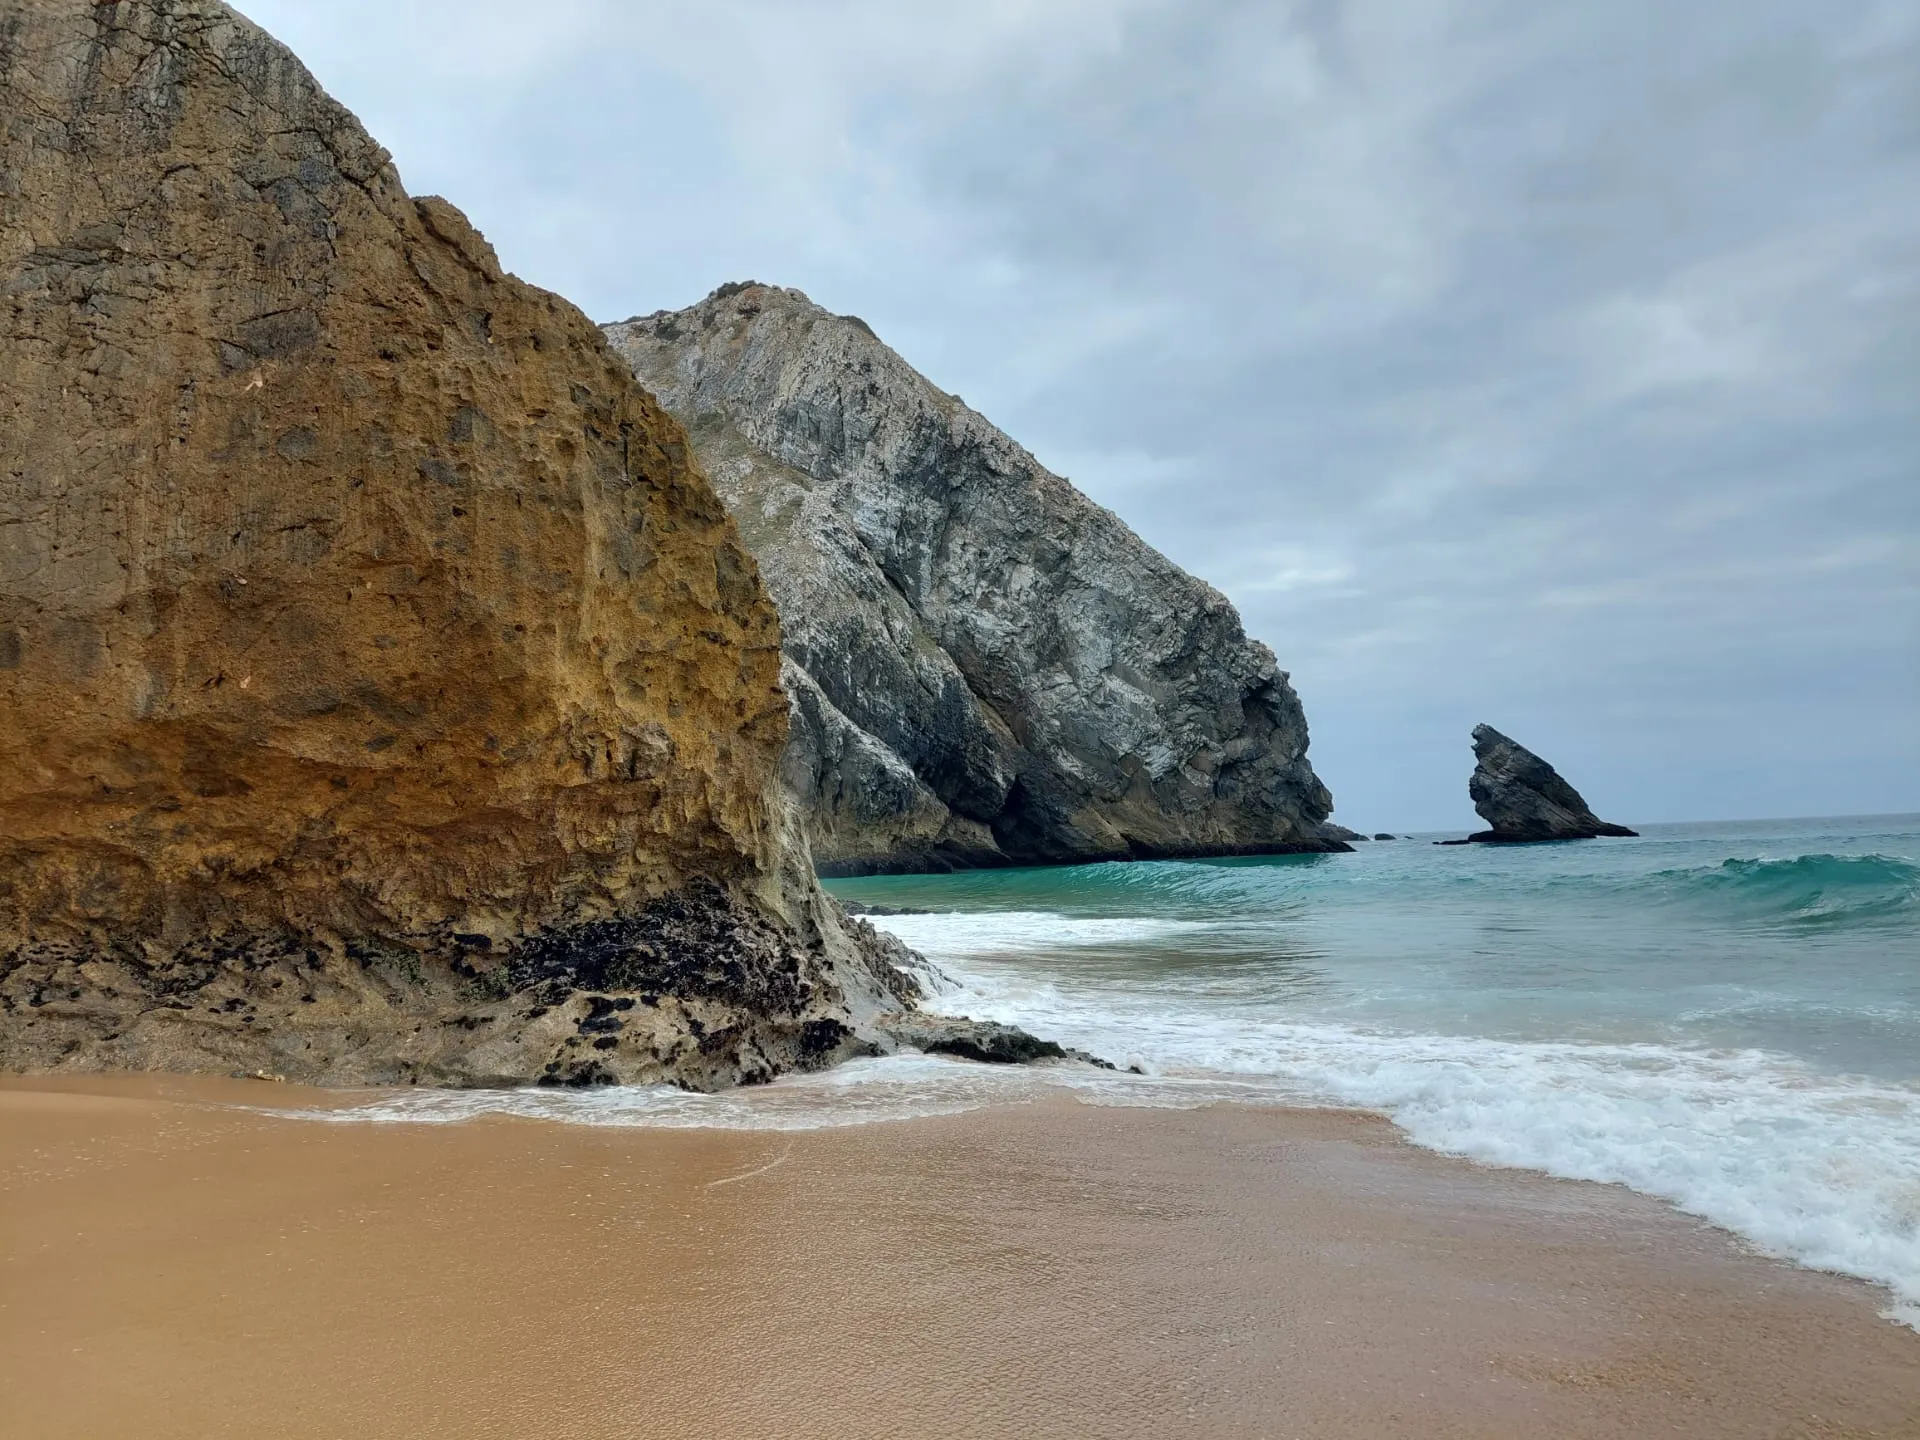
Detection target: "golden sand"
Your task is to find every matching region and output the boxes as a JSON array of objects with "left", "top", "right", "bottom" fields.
[{"left": 3, "top": 1075, "right": 1917, "bottom": 1438}]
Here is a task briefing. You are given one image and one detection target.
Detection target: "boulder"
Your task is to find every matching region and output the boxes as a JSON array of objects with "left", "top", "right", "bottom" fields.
[{"left": 1464, "top": 726, "right": 1638, "bottom": 843}]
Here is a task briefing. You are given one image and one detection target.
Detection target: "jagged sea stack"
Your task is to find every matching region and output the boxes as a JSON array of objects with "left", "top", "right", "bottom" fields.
[
  {"left": 1466, "top": 726, "right": 1638, "bottom": 843},
  {"left": 0, "top": 0, "right": 916, "bottom": 1087},
  {"left": 604, "top": 285, "right": 1339, "bottom": 874}
]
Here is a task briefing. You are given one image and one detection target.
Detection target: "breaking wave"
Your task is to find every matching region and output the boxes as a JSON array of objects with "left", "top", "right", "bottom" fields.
[{"left": 1645, "top": 854, "right": 1920, "bottom": 926}]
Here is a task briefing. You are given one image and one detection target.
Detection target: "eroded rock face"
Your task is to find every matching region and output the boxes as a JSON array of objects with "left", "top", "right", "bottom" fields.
[
  {"left": 1466, "top": 725, "right": 1638, "bottom": 843},
  {"left": 0, "top": 0, "right": 912, "bottom": 1086},
  {"left": 605, "top": 284, "right": 1340, "bottom": 874}
]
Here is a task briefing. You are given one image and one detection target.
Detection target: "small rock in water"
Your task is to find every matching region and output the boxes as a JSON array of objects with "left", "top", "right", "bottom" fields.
[
  {"left": 878, "top": 1015, "right": 1116, "bottom": 1070},
  {"left": 1464, "top": 725, "right": 1638, "bottom": 843}
]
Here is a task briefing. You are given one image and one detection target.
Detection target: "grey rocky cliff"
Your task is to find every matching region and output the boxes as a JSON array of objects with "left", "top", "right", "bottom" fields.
[
  {"left": 1466, "top": 725, "right": 1638, "bottom": 843},
  {"left": 604, "top": 284, "right": 1340, "bottom": 874}
]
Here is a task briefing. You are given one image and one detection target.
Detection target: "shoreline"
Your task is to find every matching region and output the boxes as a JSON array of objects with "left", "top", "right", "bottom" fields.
[
  {"left": 5, "top": 1075, "right": 1918, "bottom": 1438},
  {"left": 813, "top": 834, "right": 1355, "bottom": 879}
]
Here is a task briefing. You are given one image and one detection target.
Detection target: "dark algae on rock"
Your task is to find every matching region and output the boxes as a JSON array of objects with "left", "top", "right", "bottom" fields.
[
  {"left": 876, "top": 1014, "right": 1119, "bottom": 1071},
  {"left": 0, "top": 0, "right": 944, "bottom": 1089},
  {"left": 1460, "top": 725, "right": 1638, "bottom": 844},
  {"left": 605, "top": 284, "right": 1342, "bottom": 876}
]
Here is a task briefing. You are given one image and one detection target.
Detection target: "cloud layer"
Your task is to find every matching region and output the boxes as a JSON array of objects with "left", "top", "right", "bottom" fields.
[{"left": 241, "top": 0, "right": 1920, "bottom": 828}]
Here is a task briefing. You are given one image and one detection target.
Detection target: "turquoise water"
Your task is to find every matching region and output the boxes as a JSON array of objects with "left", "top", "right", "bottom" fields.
[
  {"left": 831, "top": 816, "right": 1920, "bottom": 1083},
  {"left": 828, "top": 815, "right": 1920, "bottom": 1326}
]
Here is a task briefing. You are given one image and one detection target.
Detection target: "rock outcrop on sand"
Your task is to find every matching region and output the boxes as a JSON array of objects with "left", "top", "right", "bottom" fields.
[
  {"left": 604, "top": 285, "right": 1339, "bottom": 874},
  {"left": 1465, "top": 726, "right": 1638, "bottom": 843},
  {"left": 0, "top": 0, "right": 952, "bottom": 1089}
]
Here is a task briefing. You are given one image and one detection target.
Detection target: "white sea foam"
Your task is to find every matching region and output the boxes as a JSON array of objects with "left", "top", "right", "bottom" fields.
[
  {"left": 871, "top": 909, "right": 1217, "bottom": 957},
  {"left": 262, "top": 1055, "right": 998, "bottom": 1131},
  {"left": 260, "top": 1050, "right": 1270, "bottom": 1133},
  {"left": 263, "top": 895, "right": 1920, "bottom": 1330},
  {"left": 888, "top": 913, "right": 1920, "bottom": 1330}
]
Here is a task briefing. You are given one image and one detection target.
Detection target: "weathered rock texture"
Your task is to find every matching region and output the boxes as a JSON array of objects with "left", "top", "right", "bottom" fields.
[
  {"left": 605, "top": 284, "right": 1339, "bottom": 875},
  {"left": 0, "top": 0, "right": 924, "bottom": 1087},
  {"left": 1466, "top": 725, "right": 1638, "bottom": 843}
]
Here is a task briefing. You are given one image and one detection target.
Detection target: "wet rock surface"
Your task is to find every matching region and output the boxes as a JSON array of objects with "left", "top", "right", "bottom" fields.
[
  {"left": 877, "top": 1014, "right": 1118, "bottom": 1071},
  {"left": 0, "top": 889, "right": 925, "bottom": 1091},
  {"left": 1464, "top": 725, "right": 1638, "bottom": 844},
  {"left": 0, "top": 0, "right": 911, "bottom": 1088},
  {"left": 605, "top": 284, "right": 1341, "bottom": 875}
]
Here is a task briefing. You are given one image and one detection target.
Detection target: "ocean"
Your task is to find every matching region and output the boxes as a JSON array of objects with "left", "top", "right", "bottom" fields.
[{"left": 297, "top": 815, "right": 1920, "bottom": 1328}]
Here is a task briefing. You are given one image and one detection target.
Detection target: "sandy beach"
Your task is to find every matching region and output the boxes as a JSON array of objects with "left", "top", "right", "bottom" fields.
[{"left": 2, "top": 1075, "right": 1916, "bottom": 1440}]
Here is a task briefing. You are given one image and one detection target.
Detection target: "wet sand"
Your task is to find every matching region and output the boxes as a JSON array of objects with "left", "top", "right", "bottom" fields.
[{"left": 3, "top": 1076, "right": 1917, "bottom": 1439}]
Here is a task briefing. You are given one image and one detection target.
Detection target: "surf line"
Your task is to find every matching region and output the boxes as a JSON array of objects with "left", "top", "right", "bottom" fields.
[{"left": 704, "top": 1141, "right": 795, "bottom": 1189}]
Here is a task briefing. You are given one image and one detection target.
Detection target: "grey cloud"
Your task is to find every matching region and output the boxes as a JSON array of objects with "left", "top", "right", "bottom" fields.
[{"left": 240, "top": 0, "right": 1919, "bottom": 828}]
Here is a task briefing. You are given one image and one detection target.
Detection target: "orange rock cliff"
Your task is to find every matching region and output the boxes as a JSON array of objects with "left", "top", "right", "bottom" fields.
[{"left": 0, "top": 0, "right": 920, "bottom": 1087}]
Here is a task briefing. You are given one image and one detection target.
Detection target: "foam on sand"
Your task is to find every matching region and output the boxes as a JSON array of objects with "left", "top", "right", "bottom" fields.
[{"left": 887, "top": 909, "right": 1920, "bottom": 1330}]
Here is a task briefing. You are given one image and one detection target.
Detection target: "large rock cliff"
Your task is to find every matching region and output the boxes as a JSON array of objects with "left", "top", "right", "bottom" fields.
[
  {"left": 605, "top": 285, "right": 1339, "bottom": 874},
  {"left": 0, "top": 0, "right": 918, "bottom": 1087}
]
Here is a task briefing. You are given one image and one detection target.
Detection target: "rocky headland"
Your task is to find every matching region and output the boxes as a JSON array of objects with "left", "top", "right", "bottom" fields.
[
  {"left": 1460, "top": 725, "right": 1638, "bottom": 843},
  {"left": 0, "top": 0, "right": 1044, "bottom": 1089},
  {"left": 604, "top": 285, "right": 1340, "bottom": 875}
]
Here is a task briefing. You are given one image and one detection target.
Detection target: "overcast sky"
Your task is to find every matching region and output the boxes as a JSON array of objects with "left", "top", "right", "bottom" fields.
[{"left": 240, "top": 0, "right": 1918, "bottom": 831}]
